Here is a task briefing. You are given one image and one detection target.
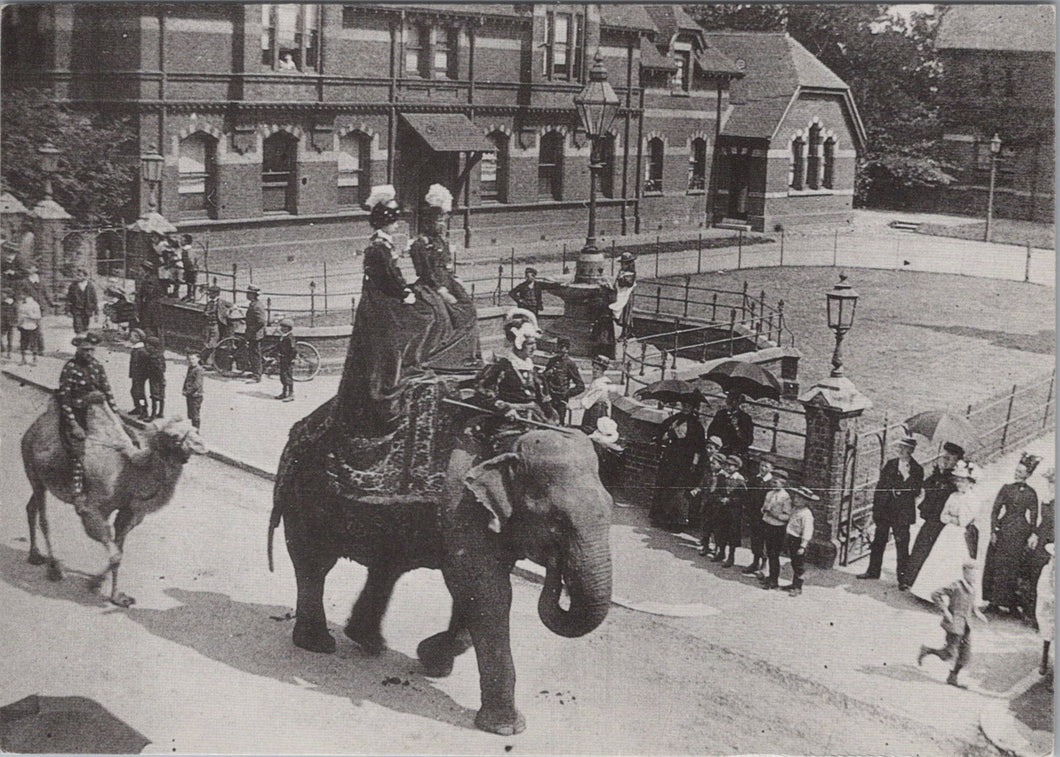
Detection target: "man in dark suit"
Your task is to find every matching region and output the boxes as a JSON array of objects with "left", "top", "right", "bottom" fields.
[
  {"left": 708, "top": 391, "right": 754, "bottom": 460},
  {"left": 509, "top": 267, "right": 543, "bottom": 315},
  {"left": 66, "top": 268, "right": 99, "bottom": 336},
  {"left": 906, "top": 441, "right": 964, "bottom": 585},
  {"left": 201, "top": 284, "right": 232, "bottom": 369},
  {"left": 859, "top": 436, "right": 925, "bottom": 588},
  {"left": 243, "top": 284, "right": 267, "bottom": 382},
  {"left": 542, "top": 337, "right": 584, "bottom": 424}
]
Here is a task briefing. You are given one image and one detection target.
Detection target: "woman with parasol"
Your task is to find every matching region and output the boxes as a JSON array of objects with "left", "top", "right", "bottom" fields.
[{"left": 643, "top": 383, "right": 706, "bottom": 529}]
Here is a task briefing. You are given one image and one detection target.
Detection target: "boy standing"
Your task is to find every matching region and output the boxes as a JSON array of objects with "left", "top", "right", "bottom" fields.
[
  {"left": 275, "top": 318, "right": 296, "bottom": 402},
  {"left": 919, "top": 562, "right": 988, "bottom": 688},
  {"left": 1, "top": 291, "right": 16, "bottom": 358},
  {"left": 782, "top": 485, "right": 819, "bottom": 596},
  {"left": 16, "top": 291, "right": 42, "bottom": 365},
  {"left": 759, "top": 470, "right": 792, "bottom": 588},
  {"left": 145, "top": 335, "right": 167, "bottom": 420},
  {"left": 128, "top": 328, "right": 150, "bottom": 419},
  {"left": 742, "top": 460, "right": 775, "bottom": 575},
  {"left": 183, "top": 352, "right": 205, "bottom": 428}
]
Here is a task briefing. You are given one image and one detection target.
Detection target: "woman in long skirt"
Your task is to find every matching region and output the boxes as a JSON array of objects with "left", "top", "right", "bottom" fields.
[
  {"left": 911, "top": 461, "right": 982, "bottom": 603},
  {"left": 983, "top": 453, "right": 1041, "bottom": 616}
]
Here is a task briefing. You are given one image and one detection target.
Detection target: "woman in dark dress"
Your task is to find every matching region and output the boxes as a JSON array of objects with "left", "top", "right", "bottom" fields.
[
  {"left": 333, "top": 185, "right": 436, "bottom": 437},
  {"left": 649, "top": 399, "right": 706, "bottom": 528},
  {"left": 1019, "top": 466, "right": 1054, "bottom": 622},
  {"left": 983, "top": 453, "right": 1041, "bottom": 615},
  {"left": 407, "top": 184, "right": 479, "bottom": 369}
]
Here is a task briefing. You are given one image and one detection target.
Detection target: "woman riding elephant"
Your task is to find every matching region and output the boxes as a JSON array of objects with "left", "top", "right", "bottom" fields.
[{"left": 408, "top": 184, "right": 480, "bottom": 370}]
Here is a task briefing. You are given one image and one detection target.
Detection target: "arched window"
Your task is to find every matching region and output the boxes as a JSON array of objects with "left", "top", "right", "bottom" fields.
[
  {"left": 688, "top": 138, "right": 707, "bottom": 191},
  {"left": 480, "top": 132, "right": 509, "bottom": 203},
  {"left": 178, "top": 132, "right": 218, "bottom": 219},
  {"left": 338, "top": 131, "right": 371, "bottom": 208},
  {"left": 262, "top": 132, "right": 298, "bottom": 213},
  {"left": 537, "top": 132, "right": 564, "bottom": 200},
  {"left": 645, "top": 138, "right": 664, "bottom": 194},
  {"left": 822, "top": 137, "right": 836, "bottom": 189},
  {"left": 790, "top": 136, "right": 805, "bottom": 190},
  {"left": 597, "top": 134, "right": 616, "bottom": 199},
  {"left": 807, "top": 124, "right": 822, "bottom": 190}
]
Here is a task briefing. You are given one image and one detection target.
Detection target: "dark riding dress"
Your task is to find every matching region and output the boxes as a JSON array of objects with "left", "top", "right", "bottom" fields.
[{"left": 408, "top": 232, "right": 479, "bottom": 369}]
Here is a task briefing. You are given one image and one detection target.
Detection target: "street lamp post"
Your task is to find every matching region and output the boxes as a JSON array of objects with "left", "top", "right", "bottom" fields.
[
  {"left": 37, "top": 141, "right": 61, "bottom": 201},
  {"left": 984, "top": 132, "right": 1001, "bottom": 243},
  {"left": 141, "top": 145, "right": 164, "bottom": 215},
  {"left": 825, "top": 273, "right": 859, "bottom": 378},
  {"left": 573, "top": 51, "right": 620, "bottom": 285}
]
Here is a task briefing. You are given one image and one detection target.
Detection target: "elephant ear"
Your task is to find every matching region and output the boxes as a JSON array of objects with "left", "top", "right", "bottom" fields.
[{"left": 465, "top": 452, "right": 520, "bottom": 534}]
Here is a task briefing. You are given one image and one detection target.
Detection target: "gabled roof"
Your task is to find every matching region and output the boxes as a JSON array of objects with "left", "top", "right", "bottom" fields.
[
  {"left": 643, "top": 5, "right": 702, "bottom": 43},
  {"left": 705, "top": 32, "right": 865, "bottom": 148},
  {"left": 936, "top": 5, "right": 1055, "bottom": 53},
  {"left": 640, "top": 43, "right": 678, "bottom": 72},
  {"left": 366, "top": 4, "right": 527, "bottom": 20},
  {"left": 599, "top": 4, "right": 658, "bottom": 34}
]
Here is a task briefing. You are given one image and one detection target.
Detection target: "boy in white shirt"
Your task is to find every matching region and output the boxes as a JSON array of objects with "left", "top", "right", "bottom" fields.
[{"left": 782, "top": 485, "right": 819, "bottom": 596}]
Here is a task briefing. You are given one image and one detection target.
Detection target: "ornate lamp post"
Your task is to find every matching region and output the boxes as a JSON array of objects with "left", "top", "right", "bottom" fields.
[
  {"left": 37, "top": 141, "right": 61, "bottom": 201},
  {"left": 825, "top": 273, "right": 858, "bottom": 377},
  {"left": 141, "top": 145, "right": 164, "bottom": 215},
  {"left": 572, "top": 51, "right": 620, "bottom": 284},
  {"left": 984, "top": 132, "right": 1001, "bottom": 243}
]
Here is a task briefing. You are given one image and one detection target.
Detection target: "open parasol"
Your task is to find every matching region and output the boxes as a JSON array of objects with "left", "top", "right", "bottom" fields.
[
  {"left": 700, "top": 360, "right": 782, "bottom": 401},
  {"left": 904, "top": 410, "right": 977, "bottom": 452},
  {"left": 634, "top": 379, "right": 704, "bottom": 406}
]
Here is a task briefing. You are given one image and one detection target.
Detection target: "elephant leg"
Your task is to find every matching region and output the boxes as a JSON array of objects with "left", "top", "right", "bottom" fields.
[
  {"left": 291, "top": 549, "right": 339, "bottom": 654},
  {"left": 345, "top": 562, "right": 403, "bottom": 656},
  {"left": 417, "top": 604, "right": 473, "bottom": 678},
  {"left": 443, "top": 562, "right": 524, "bottom": 736}
]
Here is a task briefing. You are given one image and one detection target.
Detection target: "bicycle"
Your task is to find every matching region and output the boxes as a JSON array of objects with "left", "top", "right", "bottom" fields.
[{"left": 205, "top": 328, "right": 321, "bottom": 382}]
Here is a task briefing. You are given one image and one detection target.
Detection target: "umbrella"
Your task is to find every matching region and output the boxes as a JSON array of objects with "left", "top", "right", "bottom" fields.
[
  {"left": 125, "top": 212, "right": 177, "bottom": 235},
  {"left": 1, "top": 695, "right": 150, "bottom": 754},
  {"left": 634, "top": 379, "right": 704, "bottom": 406},
  {"left": 904, "top": 410, "right": 977, "bottom": 451},
  {"left": 700, "top": 360, "right": 782, "bottom": 401}
]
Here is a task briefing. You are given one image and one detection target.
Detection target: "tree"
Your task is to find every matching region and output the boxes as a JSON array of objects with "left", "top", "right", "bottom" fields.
[{"left": 1, "top": 86, "right": 138, "bottom": 226}]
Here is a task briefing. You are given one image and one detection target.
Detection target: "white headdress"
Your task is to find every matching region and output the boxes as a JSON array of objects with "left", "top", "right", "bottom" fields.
[
  {"left": 364, "top": 184, "right": 397, "bottom": 210},
  {"left": 503, "top": 307, "right": 541, "bottom": 349},
  {"left": 424, "top": 184, "right": 453, "bottom": 213},
  {"left": 589, "top": 416, "right": 620, "bottom": 447}
]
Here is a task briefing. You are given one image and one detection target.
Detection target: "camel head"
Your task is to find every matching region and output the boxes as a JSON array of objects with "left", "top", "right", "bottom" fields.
[{"left": 148, "top": 417, "right": 208, "bottom": 463}]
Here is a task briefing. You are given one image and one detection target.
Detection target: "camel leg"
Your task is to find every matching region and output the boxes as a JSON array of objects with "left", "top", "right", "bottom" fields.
[
  {"left": 78, "top": 506, "right": 122, "bottom": 598},
  {"left": 105, "top": 509, "right": 145, "bottom": 608},
  {"left": 418, "top": 603, "right": 473, "bottom": 677},
  {"left": 345, "top": 561, "right": 403, "bottom": 656},
  {"left": 26, "top": 485, "right": 62, "bottom": 580}
]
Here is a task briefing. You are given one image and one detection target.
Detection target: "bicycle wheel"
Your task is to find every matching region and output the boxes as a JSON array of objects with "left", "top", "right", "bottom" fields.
[
  {"left": 291, "top": 341, "right": 321, "bottom": 381},
  {"left": 213, "top": 336, "right": 247, "bottom": 376}
]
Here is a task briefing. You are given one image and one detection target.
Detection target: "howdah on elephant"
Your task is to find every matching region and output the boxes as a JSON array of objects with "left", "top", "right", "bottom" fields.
[{"left": 268, "top": 393, "right": 613, "bottom": 736}]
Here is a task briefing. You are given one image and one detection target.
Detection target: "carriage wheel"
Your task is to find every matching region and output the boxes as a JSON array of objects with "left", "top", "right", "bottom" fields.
[
  {"left": 212, "top": 336, "right": 247, "bottom": 376},
  {"left": 291, "top": 341, "right": 321, "bottom": 382}
]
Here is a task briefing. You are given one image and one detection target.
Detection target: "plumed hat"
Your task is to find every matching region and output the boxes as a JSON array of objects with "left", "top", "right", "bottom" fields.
[
  {"left": 365, "top": 184, "right": 402, "bottom": 230},
  {"left": 424, "top": 184, "right": 453, "bottom": 214},
  {"left": 503, "top": 307, "right": 540, "bottom": 349},
  {"left": 1019, "top": 452, "right": 1042, "bottom": 475}
]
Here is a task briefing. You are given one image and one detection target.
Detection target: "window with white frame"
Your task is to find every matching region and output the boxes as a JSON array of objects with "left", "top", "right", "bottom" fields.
[
  {"left": 672, "top": 44, "right": 691, "bottom": 93},
  {"left": 688, "top": 138, "right": 707, "bottom": 191},
  {"left": 790, "top": 136, "right": 805, "bottom": 190},
  {"left": 645, "top": 138, "right": 664, "bottom": 193},
  {"left": 542, "top": 11, "right": 583, "bottom": 81},
  {"left": 480, "top": 132, "right": 508, "bottom": 203},
  {"left": 538, "top": 132, "right": 564, "bottom": 200},
  {"left": 337, "top": 132, "right": 371, "bottom": 208},
  {"left": 178, "top": 132, "right": 218, "bottom": 218},
  {"left": 406, "top": 24, "right": 459, "bottom": 79},
  {"left": 261, "top": 4, "right": 319, "bottom": 71}
]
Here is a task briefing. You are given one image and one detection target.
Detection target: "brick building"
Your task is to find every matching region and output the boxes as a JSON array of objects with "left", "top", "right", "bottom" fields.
[
  {"left": 2, "top": 4, "right": 860, "bottom": 260},
  {"left": 704, "top": 32, "right": 866, "bottom": 233},
  {"left": 934, "top": 4, "right": 1055, "bottom": 223}
]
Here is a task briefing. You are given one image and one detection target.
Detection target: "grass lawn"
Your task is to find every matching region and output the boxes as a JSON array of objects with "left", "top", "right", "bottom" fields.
[
  {"left": 917, "top": 218, "right": 1055, "bottom": 249},
  {"left": 679, "top": 266, "right": 1055, "bottom": 425}
]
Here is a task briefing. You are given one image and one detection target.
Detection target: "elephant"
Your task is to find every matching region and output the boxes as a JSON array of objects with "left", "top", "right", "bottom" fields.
[{"left": 268, "top": 398, "right": 613, "bottom": 736}]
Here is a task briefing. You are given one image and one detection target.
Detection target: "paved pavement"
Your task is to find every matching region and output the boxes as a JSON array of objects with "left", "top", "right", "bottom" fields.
[{"left": 3, "top": 307, "right": 1054, "bottom": 752}]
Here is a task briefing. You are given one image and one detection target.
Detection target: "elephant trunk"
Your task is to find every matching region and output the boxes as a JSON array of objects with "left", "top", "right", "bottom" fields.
[{"left": 538, "top": 529, "right": 612, "bottom": 638}]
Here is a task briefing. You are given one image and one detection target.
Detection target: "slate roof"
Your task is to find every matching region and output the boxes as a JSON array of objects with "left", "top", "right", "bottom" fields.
[
  {"left": 936, "top": 5, "right": 1055, "bottom": 53},
  {"left": 368, "top": 4, "right": 526, "bottom": 19},
  {"left": 643, "top": 5, "right": 702, "bottom": 42},
  {"left": 640, "top": 43, "right": 677, "bottom": 71},
  {"left": 401, "top": 113, "right": 496, "bottom": 152},
  {"left": 705, "top": 32, "right": 859, "bottom": 142},
  {"left": 599, "top": 4, "right": 658, "bottom": 34}
]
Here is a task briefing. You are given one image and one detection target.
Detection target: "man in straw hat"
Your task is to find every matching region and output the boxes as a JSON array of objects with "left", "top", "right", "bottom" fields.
[
  {"left": 860, "top": 435, "right": 925, "bottom": 588},
  {"left": 243, "top": 284, "right": 267, "bottom": 383},
  {"left": 57, "top": 332, "right": 122, "bottom": 508}
]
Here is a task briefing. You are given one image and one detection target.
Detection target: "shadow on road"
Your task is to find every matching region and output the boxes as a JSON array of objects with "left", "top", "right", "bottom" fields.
[{"left": 0, "top": 547, "right": 479, "bottom": 732}]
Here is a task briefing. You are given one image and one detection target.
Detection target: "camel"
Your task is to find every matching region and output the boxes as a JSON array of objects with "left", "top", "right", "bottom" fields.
[{"left": 20, "top": 391, "right": 207, "bottom": 606}]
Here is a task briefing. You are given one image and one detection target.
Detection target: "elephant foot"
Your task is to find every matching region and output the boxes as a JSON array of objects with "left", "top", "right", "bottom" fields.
[
  {"left": 474, "top": 707, "right": 526, "bottom": 736},
  {"left": 27, "top": 549, "right": 47, "bottom": 566},
  {"left": 46, "top": 560, "right": 64, "bottom": 582},
  {"left": 344, "top": 624, "right": 387, "bottom": 656},
  {"left": 293, "top": 622, "right": 336, "bottom": 654},
  {"left": 110, "top": 592, "right": 136, "bottom": 608},
  {"left": 417, "top": 631, "right": 473, "bottom": 678}
]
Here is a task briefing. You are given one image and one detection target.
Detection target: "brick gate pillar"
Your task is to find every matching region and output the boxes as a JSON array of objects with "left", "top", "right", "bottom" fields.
[
  {"left": 798, "top": 375, "right": 872, "bottom": 568},
  {"left": 31, "top": 197, "right": 72, "bottom": 306}
]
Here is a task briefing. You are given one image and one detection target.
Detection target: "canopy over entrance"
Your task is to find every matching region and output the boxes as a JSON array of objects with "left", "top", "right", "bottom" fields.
[{"left": 401, "top": 113, "right": 495, "bottom": 153}]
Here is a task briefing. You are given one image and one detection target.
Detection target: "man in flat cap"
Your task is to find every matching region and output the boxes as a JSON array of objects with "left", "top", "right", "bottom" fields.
[
  {"left": 860, "top": 436, "right": 925, "bottom": 587},
  {"left": 509, "top": 267, "right": 543, "bottom": 315},
  {"left": 57, "top": 333, "right": 121, "bottom": 508},
  {"left": 243, "top": 284, "right": 267, "bottom": 382},
  {"left": 542, "top": 337, "right": 584, "bottom": 424},
  {"left": 906, "top": 441, "right": 964, "bottom": 586}
]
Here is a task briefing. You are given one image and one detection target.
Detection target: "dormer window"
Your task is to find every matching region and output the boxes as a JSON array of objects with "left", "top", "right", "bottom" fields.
[
  {"left": 672, "top": 44, "right": 692, "bottom": 93},
  {"left": 542, "top": 11, "right": 583, "bottom": 82}
]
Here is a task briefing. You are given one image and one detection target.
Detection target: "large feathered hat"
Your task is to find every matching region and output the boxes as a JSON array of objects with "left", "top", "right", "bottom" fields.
[
  {"left": 365, "top": 184, "right": 401, "bottom": 229},
  {"left": 503, "top": 307, "right": 541, "bottom": 349},
  {"left": 424, "top": 183, "right": 453, "bottom": 215}
]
